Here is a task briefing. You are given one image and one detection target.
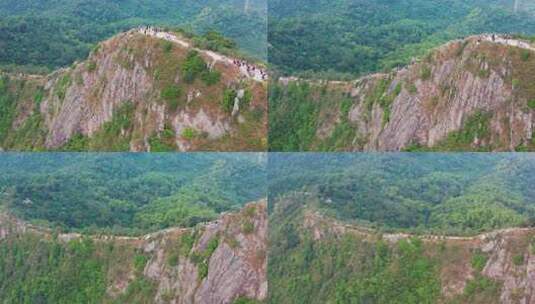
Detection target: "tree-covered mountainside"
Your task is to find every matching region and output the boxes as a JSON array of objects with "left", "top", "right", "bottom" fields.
[
  {"left": 0, "top": 0, "right": 266, "bottom": 73},
  {"left": 0, "top": 153, "right": 266, "bottom": 235},
  {"left": 268, "top": 153, "right": 535, "bottom": 235},
  {"left": 269, "top": 0, "right": 535, "bottom": 77},
  {"left": 0, "top": 201, "right": 267, "bottom": 303},
  {"left": 268, "top": 193, "right": 535, "bottom": 304}
]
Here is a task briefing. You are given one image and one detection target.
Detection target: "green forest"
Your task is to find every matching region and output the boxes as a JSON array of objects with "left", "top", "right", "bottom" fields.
[
  {"left": 0, "top": 153, "right": 266, "bottom": 235},
  {"left": 268, "top": 153, "right": 535, "bottom": 235},
  {"left": 268, "top": 153, "right": 535, "bottom": 304},
  {"left": 269, "top": 0, "right": 535, "bottom": 77},
  {"left": 0, "top": 0, "right": 266, "bottom": 73},
  {"left": 268, "top": 194, "right": 510, "bottom": 304}
]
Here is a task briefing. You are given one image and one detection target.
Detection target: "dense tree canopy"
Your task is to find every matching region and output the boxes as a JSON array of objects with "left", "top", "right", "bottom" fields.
[
  {"left": 269, "top": 0, "right": 535, "bottom": 77},
  {"left": 268, "top": 153, "right": 535, "bottom": 235},
  {"left": 0, "top": 153, "right": 267, "bottom": 235},
  {"left": 0, "top": 0, "right": 266, "bottom": 72}
]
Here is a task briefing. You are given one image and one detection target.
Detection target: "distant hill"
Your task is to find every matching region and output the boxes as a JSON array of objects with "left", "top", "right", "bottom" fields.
[
  {"left": 0, "top": 153, "right": 267, "bottom": 234},
  {"left": 0, "top": 0, "right": 267, "bottom": 72},
  {"left": 268, "top": 153, "right": 535, "bottom": 234},
  {"left": 269, "top": 0, "right": 535, "bottom": 77}
]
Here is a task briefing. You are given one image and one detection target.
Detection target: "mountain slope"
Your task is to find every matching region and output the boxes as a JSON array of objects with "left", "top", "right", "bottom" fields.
[
  {"left": 0, "top": 200, "right": 267, "bottom": 304},
  {"left": 269, "top": 197, "right": 535, "bottom": 304},
  {"left": 0, "top": 29, "right": 267, "bottom": 151},
  {"left": 270, "top": 35, "right": 535, "bottom": 151}
]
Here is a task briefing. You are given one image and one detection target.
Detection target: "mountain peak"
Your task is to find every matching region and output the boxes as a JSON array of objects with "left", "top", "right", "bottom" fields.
[{"left": 0, "top": 27, "right": 268, "bottom": 151}]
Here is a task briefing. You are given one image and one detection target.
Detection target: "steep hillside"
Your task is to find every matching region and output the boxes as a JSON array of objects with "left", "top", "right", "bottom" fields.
[
  {"left": 0, "top": 28, "right": 267, "bottom": 151},
  {"left": 270, "top": 35, "right": 535, "bottom": 151},
  {"left": 269, "top": 197, "right": 535, "bottom": 304},
  {"left": 0, "top": 200, "right": 267, "bottom": 304}
]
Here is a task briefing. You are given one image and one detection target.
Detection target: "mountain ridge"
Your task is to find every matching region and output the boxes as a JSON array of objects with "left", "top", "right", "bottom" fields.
[
  {"left": 0, "top": 200, "right": 268, "bottom": 304},
  {"left": 270, "top": 34, "right": 535, "bottom": 151},
  {"left": 0, "top": 28, "right": 267, "bottom": 151}
]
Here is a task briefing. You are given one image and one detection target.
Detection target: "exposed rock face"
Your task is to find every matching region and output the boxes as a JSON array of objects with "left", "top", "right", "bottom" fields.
[
  {"left": 0, "top": 200, "right": 268, "bottom": 303},
  {"left": 1, "top": 29, "right": 267, "bottom": 151},
  {"left": 276, "top": 35, "right": 535, "bottom": 151},
  {"left": 142, "top": 201, "right": 268, "bottom": 304}
]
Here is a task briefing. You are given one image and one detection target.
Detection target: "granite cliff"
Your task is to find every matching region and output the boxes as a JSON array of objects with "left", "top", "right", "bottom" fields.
[{"left": 271, "top": 35, "right": 535, "bottom": 151}]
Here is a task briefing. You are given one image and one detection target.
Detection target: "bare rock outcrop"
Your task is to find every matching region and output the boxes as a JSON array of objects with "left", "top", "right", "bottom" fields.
[{"left": 278, "top": 35, "right": 535, "bottom": 151}]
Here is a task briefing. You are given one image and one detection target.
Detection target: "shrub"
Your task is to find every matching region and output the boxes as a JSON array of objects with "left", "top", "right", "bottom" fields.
[
  {"left": 198, "top": 262, "right": 209, "bottom": 279},
  {"left": 162, "top": 41, "right": 173, "bottom": 53},
  {"left": 521, "top": 50, "right": 531, "bottom": 61},
  {"left": 528, "top": 99, "right": 535, "bottom": 109},
  {"left": 133, "top": 254, "right": 149, "bottom": 273},
  {"left": 182, "top": 51, "right": 207, "bottom": 83},
  {"left": 56, "top": 74, "right": 72, "bottom": 100},
  {"left": 201, "top": 70, "right": 221, "bottom": 85},
  {"left": 471, "top": 252, "right": 488, "bottom": 272},
  {"left": 161, "top": 85, "right": 182, "bottom": 110},
  {"left": 408, "top": 83, "right": 418, "bottom": 94},
  {"left": 87, "top": 61, "right": 97, "bottom": 72},
  {"left": 242, "top": 220, "right": 254, "bottom": 234},
  {"left": 340, "top": 99, "right": 353, "bottom": 118},
  {"left": 420, "top": 66, "right": 431, "bottom": 80},
  {"left": 167, "top": 253, "right": 179, "bottom": 267},
  {"left": 513, "top": 254, "right": 524, "bottom": 266},
  {"left": 34, "top": 88, "right": 44, "bottom": 106},
  {"left": 241, "top": 90, "right": 253, "bottom": 109},
  {"left": 181, "top": 127, "right": 198, "bottom": 140},
  {"left": 222, "top": 89, "right": 237, "bottom": 113},
  {"left": 149, "top": 125, "right": 176, "bottom": 152}
]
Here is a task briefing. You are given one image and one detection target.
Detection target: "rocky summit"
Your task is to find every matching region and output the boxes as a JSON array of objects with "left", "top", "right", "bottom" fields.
[
  {"left": 271, "top": 35, "right": 535, "bottom": 151},
  {"left": 0, "top": 28, "right": 267, "bottom": 151}
]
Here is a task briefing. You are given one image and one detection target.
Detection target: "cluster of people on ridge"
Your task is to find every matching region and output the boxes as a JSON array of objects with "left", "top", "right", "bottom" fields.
[{"left": 233, "top": 59, "right": 267, "bottom": 81}]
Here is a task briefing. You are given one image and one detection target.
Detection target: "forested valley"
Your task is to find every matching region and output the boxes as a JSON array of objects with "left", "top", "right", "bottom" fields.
[
  {"left": 0, "top": 153, "right": 267, "bottom": 235},
  {"left": 269, "top": 0, "right": 535, "bottom": 77},
  {"left": 0, "top": 0, "right": 266, "bottom": 73},
  {"left": 268, "top": 153, "right": 535, "bottom": 235}
]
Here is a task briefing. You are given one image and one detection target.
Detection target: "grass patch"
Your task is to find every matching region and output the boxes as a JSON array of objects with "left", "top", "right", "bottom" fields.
[
  {"left": 87, "top": 61, "right": 97, "bottom": 72},
  {"left": 471, "top": 251, "right": 488, "bottom": 272},
  {"left": 181, "top": 127, "right": 198, "bottom": 140},
  {"left": 513, "top": 254, "right": 524, "bottom": 266},
  {"left": 420, "top": 65, "right": 432, "bottom": 80}
]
